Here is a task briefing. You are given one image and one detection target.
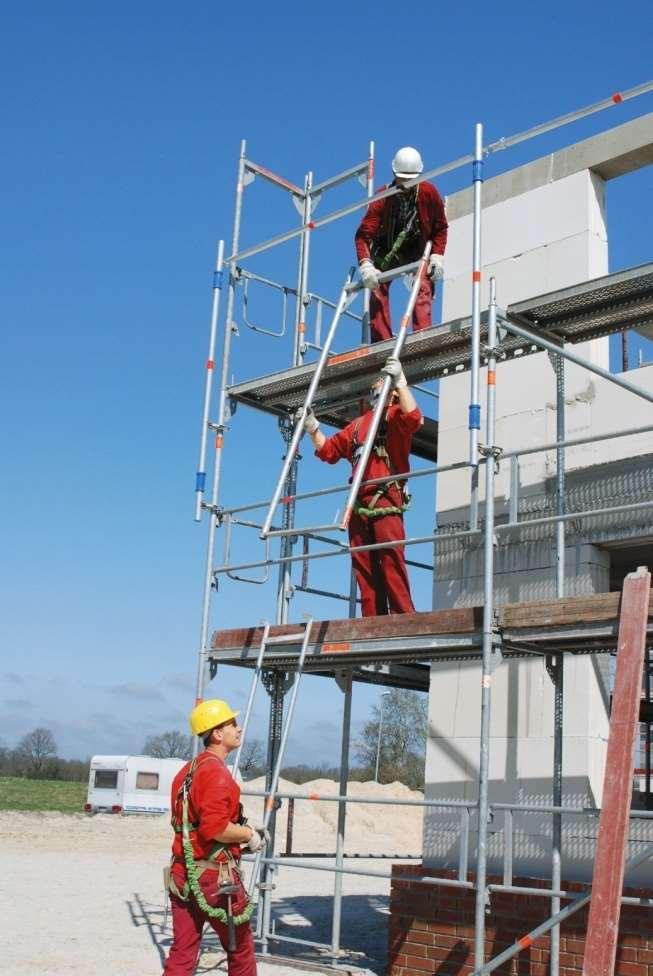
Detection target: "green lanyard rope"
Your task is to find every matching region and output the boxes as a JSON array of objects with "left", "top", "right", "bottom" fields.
[{"left": 179, "top": 777, "right": 254, "bottom": 925}]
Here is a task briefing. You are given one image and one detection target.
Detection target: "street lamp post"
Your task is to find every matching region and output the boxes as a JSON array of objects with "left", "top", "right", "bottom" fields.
[{"left": 374, "top": 692, "right": 390, "bottom": 782}]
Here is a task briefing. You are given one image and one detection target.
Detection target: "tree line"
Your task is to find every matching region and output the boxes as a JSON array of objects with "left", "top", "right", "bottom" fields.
[
  {"left": 141, "top": 689, "right": 428, "bottom": 789},
  {"left": 2, "top": 690, "right": 428, "bottom": 789},
  {"left": 0, "top": 728, "right": 88, "bottom": 781}
]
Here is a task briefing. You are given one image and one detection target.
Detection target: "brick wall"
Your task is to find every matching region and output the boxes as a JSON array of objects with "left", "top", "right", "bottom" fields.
[{"left": 389, "top": 864, "right": 653, "bottom": 976}]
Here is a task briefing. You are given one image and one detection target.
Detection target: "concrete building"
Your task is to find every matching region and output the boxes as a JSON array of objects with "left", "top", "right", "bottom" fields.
[{"left": 423, "top": 114, "right": 653, "bottom": 881}]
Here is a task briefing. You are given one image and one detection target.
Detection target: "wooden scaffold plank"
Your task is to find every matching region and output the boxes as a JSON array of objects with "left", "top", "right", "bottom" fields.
[{"left": 582, "top": 566, "right": 652, "bottom": 976}]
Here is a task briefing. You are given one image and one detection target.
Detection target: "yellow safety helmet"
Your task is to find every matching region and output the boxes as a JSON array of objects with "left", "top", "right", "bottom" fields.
[{"left": 189, "top": 699, "right": 239, "bottom": 736}]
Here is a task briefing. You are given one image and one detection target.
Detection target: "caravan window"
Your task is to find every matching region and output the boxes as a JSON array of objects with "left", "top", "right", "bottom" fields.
[
  {"left": 94, "top": 770, "right": 118, "bottom": 790},
  {"left": 136, "top": 772, "right": 159, "bottom": 791}
]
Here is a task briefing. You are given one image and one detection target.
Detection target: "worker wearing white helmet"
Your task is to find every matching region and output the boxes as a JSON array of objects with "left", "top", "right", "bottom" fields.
[{"left": 355, "top": 146, "right": 448, "bottom": 342}]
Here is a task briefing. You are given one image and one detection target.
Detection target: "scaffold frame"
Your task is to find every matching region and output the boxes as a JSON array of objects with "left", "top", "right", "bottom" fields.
[{"left": 190, "top": 81, "right": 653, "bottom": 976}]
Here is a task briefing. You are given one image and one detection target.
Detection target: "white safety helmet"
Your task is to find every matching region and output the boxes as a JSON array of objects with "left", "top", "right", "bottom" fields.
[{"left": 391, "top": 146, "right": 424, "bottom": 180}]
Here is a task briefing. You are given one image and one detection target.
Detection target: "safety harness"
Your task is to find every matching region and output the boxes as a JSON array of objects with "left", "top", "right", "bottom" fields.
[
  {"left": 351, "top": 418, "right": 411, "bottom": 518},
  {"left": 168, "top": 756, "right": 254, "bottom": 925},
  {"left": 372, "top": 185, "right": 420, "bottom": 272}
]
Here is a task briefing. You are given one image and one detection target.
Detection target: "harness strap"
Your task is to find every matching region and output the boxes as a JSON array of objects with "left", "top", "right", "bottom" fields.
[
  {"left": 351, "top": 422, "right": 411, "bottom": 518},
  {"left": 374, "top": 185, "right": 420, "bottom": 271},
  {"left": 175, "top": 757, "right": 253, "bottom": 925}
]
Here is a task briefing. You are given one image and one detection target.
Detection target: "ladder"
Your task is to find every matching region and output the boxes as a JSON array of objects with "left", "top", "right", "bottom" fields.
[
  {"left": 582, "top": 567, "right": 651, "bottom": 976},
  {"left": 227, "top": 617, "right": 314, "bottom": 901},
  {"left": 259, "top": 242, "right": 432, "bottom": 539}
]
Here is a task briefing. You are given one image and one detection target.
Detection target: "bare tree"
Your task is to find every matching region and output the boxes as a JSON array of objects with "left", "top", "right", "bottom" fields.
[
  {"left": 15, "top": 727, "right": 58, "bottom": 778},
  {"left": 238, "top": 738, "right": 265, "bottom": 776},
  {"left": 355, "top": 689, "right": 427, "bottom": 789},
  {"left": 142, "top": 730, "right": 192, "bottom": 760}
]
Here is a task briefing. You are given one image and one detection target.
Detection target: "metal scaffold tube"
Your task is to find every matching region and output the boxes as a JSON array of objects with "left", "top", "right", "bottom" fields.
[
  {"left": 232, "top": 622, "right": 270, "bottom": 779},
  {"left": 195, "top": 239, "right": 225, "bottom": 522},
  {"left": 340, "top": 242, "right": 432, "bottom": 530},
  {"left": 331, "top": 672, "right": 353, "bottom": 963},
  {"left": 549, "top": 353, "right": 566, "bottom": 976},
  {"left": 474, "top": 277, "right": 498, "bottom": 969},
  {"left": 469, "top": 123, "right": 483, "bottom": 467},
  {"left": 362, "top": 140, "right": 374, "bottom": 345},
  {"left": 503, "top": 315, "right": 653, "bottom": 404},
  {"left": 186, "top": 95, "right": 653, "bottom": 969},
  {"left": 193, "top": 139, "right": 246, "bottom": 732},
  {"left": 250, "top": 621, "right": 313, "bottom": 906},
  {"left": 225, "top": 80, "right": 653, "bottom": 266},
  {"left": 276, "top": 418, "right": 299, "bottom": 625},
  {"left": 260, "top": 270, "right": 355, "bottom": 538},
  {"left": 294, "top": 172, "right": 312, "bottom": 366}
]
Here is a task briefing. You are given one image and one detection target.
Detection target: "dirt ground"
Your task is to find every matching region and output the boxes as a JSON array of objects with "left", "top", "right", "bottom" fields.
[{"left": 1, "top": 779, "right": 423, "bottom": 975}]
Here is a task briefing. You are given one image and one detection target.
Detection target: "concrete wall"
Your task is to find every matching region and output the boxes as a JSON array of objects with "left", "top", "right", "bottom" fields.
[
  {"left": 425, "top": 161, "right": 620, "bottom": 879},
  {"left": 438, "top": 167, "right": 609, "bottom": 517}
]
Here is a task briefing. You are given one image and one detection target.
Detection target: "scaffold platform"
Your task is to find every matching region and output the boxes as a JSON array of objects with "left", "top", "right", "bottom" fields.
[
  {"left": 226, "top": 262, "right": 653, "bottom": 449},
  {"left": 210, "top": 588, "right": 653, "bottom": 676}
]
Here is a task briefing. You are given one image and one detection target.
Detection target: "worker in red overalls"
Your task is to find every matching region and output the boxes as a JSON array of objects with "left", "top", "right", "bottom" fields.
[
  {"left": 302, "top": 356, "right": 422, "bottom": 616},
  {"left": 355, "top": 146, "right": 448, "bottom": 343},
  {"left": 163, "top": 699, "right": 266, "bottom": 976}
]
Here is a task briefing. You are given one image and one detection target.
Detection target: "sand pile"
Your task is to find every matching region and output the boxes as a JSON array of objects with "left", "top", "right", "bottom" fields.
[{"left": 241, "top": 777, "right": 424, "bottom": 856}]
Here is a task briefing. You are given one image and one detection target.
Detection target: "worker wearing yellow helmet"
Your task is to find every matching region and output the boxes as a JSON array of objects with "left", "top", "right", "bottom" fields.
[{"left": 162, "top": 699, "right": 265, "bottom": 976}]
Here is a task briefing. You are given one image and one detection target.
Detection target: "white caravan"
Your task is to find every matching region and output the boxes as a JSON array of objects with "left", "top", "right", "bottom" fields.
[{"left": 85, "top": 755, "right": 186, "bottom": 815}]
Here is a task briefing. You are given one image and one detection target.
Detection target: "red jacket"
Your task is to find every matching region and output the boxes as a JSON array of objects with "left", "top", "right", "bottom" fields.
[
  {"left": 355, "top": 182, "right": 448, "bottom": 263},
  {"left": 316, "top": 404, "right": 422, "bottom": 507},
  {"left": 170, "top": 751, "right": 241, "bottom": 869}
]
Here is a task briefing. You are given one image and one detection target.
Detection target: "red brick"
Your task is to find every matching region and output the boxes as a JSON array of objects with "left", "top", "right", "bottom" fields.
[
  {"left": 435, "top": 909, "right": 461, "bottom": 925},
  {"left": 559, "top": 953, "right": 577, "bottom": 967},
  {"left": 615, "top": 963, "right": 648, "bottom": 976},
  {"left": 436, "top": 934, "right": 465, "bottom": 950},
  {"left": 435, "top": 896, "right": 460, "bottom": 910},
  {"left": 456, "top": 924, "right": 476, "bottom": 938},
  {"left": 411, "top": 920, "right": 430, "bottom": 931},
  {"left": 404, "top": 954, "right": 434, "bottom": 972},
  {"left": 405, "top": 944, "right": 428, "bottom": 958},
  {"left": 409, "top": 933, "right": 436, "bottom": 947},
  {"left": 426, "top": 947, "right": 454, "bottom": 962},
  {"left": 618, "top": 948, "right": 640, "bottom": 962},
  {"left": 427, "top": 922, "right": 456, "bottom": 936},
  {"left": 638, "top": 950, "right": 653, "bottom": 963},
  {"left": 566, "top": 939, "right": 585, "bottom": 954},
  {"left": 391, "top": 956, "right": 407, "bottom": 969},
  {"left": 530, "top": 965, "right": 548, "bottom": 976}
]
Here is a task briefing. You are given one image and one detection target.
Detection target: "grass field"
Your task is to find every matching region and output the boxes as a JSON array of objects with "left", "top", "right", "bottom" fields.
[{"left": 0, "top": 776, "right": 87, "bottom": 813}]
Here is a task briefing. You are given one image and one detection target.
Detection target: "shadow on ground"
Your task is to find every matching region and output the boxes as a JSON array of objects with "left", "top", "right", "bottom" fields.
[{"left": 127, "top": 892, "right": 389, "bottom": 974}]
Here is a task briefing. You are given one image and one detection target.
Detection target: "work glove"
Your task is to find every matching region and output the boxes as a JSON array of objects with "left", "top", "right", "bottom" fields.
[
  {"left": 381, "top": 356, "right": 407, "bottom": 390},
  {"left": 359, "top": 259, "right": 381, "bottom": 290},
  {"left": 428, "top": 253, "right": 444, "bottom": 281},
  {"left": 294, "top": 406, "right": 319, "bottom": 435},
  {"left": 246, "top": 825, "right": 270, "bottom": 853}
]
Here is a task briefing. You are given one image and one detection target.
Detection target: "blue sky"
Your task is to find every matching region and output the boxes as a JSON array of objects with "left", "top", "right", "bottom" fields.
[{"left": 1, "top": 2, "right": 652, "bottom": 764}]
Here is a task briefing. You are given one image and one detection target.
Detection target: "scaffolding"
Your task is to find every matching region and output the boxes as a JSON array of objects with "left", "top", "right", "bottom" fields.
[{"left": 191, "top": 81, "right": 653, "bottom": 975}]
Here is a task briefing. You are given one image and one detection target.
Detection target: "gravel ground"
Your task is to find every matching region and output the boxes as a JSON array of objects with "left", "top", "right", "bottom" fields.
[{"left": 1, "top": 782, "right": 422, "bottom": 975}]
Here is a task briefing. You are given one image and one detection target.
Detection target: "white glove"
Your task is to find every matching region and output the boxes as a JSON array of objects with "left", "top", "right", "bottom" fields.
[
  {"left": 295, "top": 406, "right": 319, "bottom": 435},
  {"left": 381, "top": 356, "right": 407, "bottom": 390},
  {"left": 428, "top": 253, "right": 444, "bottom": 281},
  {"left": 359, "top": 259, "right": 381, "bottom": 290},
  {"left": 246, "top": 826, "right": 270, "bottom": 853}
]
